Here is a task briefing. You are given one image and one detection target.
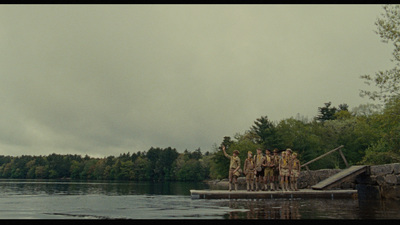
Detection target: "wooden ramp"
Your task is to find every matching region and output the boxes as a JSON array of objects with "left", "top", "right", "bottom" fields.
[
  {"left": 312, "top": 165, "right": 369, "bottom": 190},
  {"left": 190, "top": 189, "right": 358, "bottom": 200}
]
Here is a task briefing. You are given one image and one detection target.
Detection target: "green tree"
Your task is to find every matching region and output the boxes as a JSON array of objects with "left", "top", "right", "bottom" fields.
[
  {"left": 351, "top": 103, "right": 382, "bottom": 117},
  {"left": 379, "top": 96, "right": 400, "bottom": 151},
  {"left": 70, "top": 160, "right": 84, "bottom": 179},
  {"left": 250, "top": 115, "right": 278, "bottom": 149},
  {"left": 361, "top": 140, "right": 400, "bottom": 164},
  {"left": 275, "top": 118, "right": 322, "bottom": 164},
  {"left": 80, "top": 159, "right": 98, "bottom": 180},
  {"left": 35, "top": 166, "right": 49, "bottom": 179},
  {"left": 190, "top": 148, "right": 202, "bottom": 160},
  {"left": 146, "top": 147, "right": 161, "bottom": 180},
  {"left": 316, "top": 102, "right": 337, "bottom": 122},
  {"left": 2, "top": 161, "right": 13, "bottom": 178},
  {"left": 119, "top": 160, "right": 134, "bottom": 180},
  {"left": 361, "top": 96, "right": 400, "bottom": 164},
  {"left": 93, "top": 159, "right": 106, "bottom": 180},
  {"left": 176, "top": 159, "right": 206, "bottom": 181},
  {"left": 48, "top": 169, "right": 59, "bottom": 179},
  {"left": 159, "top": 147, "right": 179, "bottom": 181},
  {"left": 0, "top": 156, "right": 11, "bottom": 167},
  {"left": 132, "top": 156, "right": 150, "bottom": 181},
  {"left": 103, "top": 165, "right": 112, "bottom": 180},
  {"left": 360, "top": 5, "right": 400, "bottom": 102},
  {"left": 109, "top": 159, "right": 122, "bottom": 180},
  {"left": 26, "top": 159, "right": 37, "bottom": 179}
]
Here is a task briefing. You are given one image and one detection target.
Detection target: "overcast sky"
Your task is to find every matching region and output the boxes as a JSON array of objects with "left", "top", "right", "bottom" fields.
[{"left": 0, "top": 5, "right": 394, "bottom": 157}]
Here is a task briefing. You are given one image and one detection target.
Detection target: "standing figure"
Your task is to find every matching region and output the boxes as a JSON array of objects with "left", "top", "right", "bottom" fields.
[
  {"left": 243, "top": 151, "right": 255, "bottom": 191},
  {"left": 262, "top": 149, "right": 274, "bottom": 191},
  {"left": 222, "top": 145, "right": 241, "bottom": 191},
  {"left": 285, "top": 148, "right": 293, "bottom": 190},
  {"left": 254, "top": 149, "right": 265, "bottom": 191},
  {"left": 272, "top": 149, "right": 280, "bottom": 191},
  {"left": 290, "top": 152, "right": 301, "bottom": 191},
  {"left": 279, "top": 151, "right": 290, "bottom": 191}
]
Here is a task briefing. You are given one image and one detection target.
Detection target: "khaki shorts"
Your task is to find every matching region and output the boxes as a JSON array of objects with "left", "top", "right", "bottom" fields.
[
  {"left": 264, "top": 167, "right": 274, "bottom": 177},
  {"left": 280, "top": 168, "right": 289, "bottom": 177},
  {"left": 291, "top": 170, "right": 299, "bottom": 178},
  {"left": 229, "top": 169, "right": 239, "bottom": 183},
  {"left": 246, "top": 171, "right": 255, "bottom": 181}
]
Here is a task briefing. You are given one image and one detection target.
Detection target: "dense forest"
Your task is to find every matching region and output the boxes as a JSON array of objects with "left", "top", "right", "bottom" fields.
[
  {"left": 0, "top": 147, "right": 210, "bottom": 181},
  {"left": 1, "top": 5, "right": 399, "bottom": 182}
]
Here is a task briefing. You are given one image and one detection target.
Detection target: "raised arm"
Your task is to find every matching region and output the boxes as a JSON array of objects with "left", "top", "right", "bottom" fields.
[{"left": 222, "top": 145, "right": 230, "bottom": 159}]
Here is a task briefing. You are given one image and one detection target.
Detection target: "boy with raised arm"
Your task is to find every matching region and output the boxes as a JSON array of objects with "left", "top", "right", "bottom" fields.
[{"left": 222, "top": 145, "right": 241, "bottom": 191}]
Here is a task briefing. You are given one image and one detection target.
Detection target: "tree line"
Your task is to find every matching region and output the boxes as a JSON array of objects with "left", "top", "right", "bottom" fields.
[
  {"left": 1, "top": 96, "right": 399, "bottom": 181},
  {"left": 0, "top": 147, "right": 210, "bottom": 181}
]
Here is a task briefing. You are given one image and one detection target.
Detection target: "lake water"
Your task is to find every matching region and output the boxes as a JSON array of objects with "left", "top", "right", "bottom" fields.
[{"left": 0, "top": 179, "right": 399, "bottom": 219}]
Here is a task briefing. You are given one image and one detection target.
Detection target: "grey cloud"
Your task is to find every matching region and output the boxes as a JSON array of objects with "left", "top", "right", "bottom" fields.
[{"left": 0, "top": 5, "right": 394, "bottom": 157}]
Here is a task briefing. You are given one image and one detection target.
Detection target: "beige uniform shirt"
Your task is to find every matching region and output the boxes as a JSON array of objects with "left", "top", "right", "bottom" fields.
[
  {"left": 244, "top": 158, "right": 255, "bottom": 174},
  {"left": 280, "top": 156, "right": 289, "bottom": 169},
  {"left": 254, "top": 154, "right": 264, "bottom": 167},
  {"left": 226, "top": 155, "right": 240, "bottom": 170},
  {"left": 264, "top": 154, "right": 274, "bottom": 168},
  {"left": 292, "top": 159, "right": 300, "bottom": 171}
]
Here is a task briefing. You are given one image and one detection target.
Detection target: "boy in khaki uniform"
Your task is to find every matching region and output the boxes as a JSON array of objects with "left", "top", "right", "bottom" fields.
[
  {"left": 290, "top": 152, "right": 301, "bottom": 191},
  {"left": 271, "top": 149, "right": 280, "bottom": 191},
  {"left": 222, "top": 145, "right": 241, "bottom": 191},
  {"left": 243, "top": 151, "right": 255, "bottom": 191},
  {"left": 262, "top": 149, "right": 274, "bottom": 191},
  {"left": 286, "top": 148, "right": 293, "bottom": 190},
  {"left": 254, "top": 149, "right": 265, "bottom": 191},
  {"left": 279, "top": 151, "right": 290, "bottom": 191}
]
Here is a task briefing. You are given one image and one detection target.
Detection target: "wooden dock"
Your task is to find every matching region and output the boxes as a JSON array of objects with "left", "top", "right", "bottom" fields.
[
  {"left": 190, "top": 189, "right": 358, "bottom": 200},
  {"left": 192, "top": 147, "right": 369, "bottom": 200}
]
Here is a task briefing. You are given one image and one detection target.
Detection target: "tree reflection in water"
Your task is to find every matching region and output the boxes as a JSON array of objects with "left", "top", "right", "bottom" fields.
[
  {"left": 223, "top": 199, "right": 302, "bottom": 219},
  {"left": 219, "top": 197, "right": 400, "bottom": 219},
  {"left": 2, "top": 180, "right": 400, "bottom": 219}
]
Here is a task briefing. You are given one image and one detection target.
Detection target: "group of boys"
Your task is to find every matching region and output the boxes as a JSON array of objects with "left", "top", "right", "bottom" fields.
[{"left": 222, "top": 145, "right": 301, "bottom": 192}]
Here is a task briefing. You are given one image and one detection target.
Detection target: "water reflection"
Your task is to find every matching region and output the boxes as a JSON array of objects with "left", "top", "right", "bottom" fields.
[
  {"left": 220, "top": 199, "right": 302, "bottom": 219},
  {"left": 1, "top": 180, "right": 400, "bottom": 219},
  {"left": 0, "top": 179, "right": 209, "bottom": 196},
  {"left": 358, "top": 198, "right": 400, "bottom": 219},
  {"left": 216, "top": 198, "right": 400, "bottom": 219}
]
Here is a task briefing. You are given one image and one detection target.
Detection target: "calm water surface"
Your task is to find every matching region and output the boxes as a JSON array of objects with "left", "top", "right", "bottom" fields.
[{"left": 0, "top": 179, "right": 399, "bottom": 219}]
